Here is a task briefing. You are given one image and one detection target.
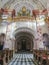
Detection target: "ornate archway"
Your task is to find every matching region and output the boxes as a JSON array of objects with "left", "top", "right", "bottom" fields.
[{"left": 14, "top": 27, "right": 34, "bottom": 52}]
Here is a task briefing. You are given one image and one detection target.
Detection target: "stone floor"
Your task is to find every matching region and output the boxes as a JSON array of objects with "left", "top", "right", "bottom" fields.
[{"left": 8, "top": 53, "right": 35, "bottom": 65}]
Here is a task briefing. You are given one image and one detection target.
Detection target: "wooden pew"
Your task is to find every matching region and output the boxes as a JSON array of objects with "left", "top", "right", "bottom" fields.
[
  {"left": 0, "top": 50, "right": 4, "bottom": 65},
  {"left": 4, "top": 48, "right": 9, "bottom": 63},
  {"left": 3, "top": 49, "right": 13, "bottom": 65},
  {"left": 33, "top": 50, "right": 49, "bottom": 65}
]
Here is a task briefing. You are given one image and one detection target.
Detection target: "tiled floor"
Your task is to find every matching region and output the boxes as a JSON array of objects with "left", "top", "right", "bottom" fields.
[{"left": 8, "top": 53, "right": 35, "bottom": 65}]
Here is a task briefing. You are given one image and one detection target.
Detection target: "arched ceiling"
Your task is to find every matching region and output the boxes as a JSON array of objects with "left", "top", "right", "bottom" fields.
[
  {"left": 0, "top": 0, "right": 48, "bottom": 10},
  {"left": 14, "top": 27, "right": 35, "bottom": 37},
  {"left": 15, "top": 32, "right": 34, "bottom": 42}
]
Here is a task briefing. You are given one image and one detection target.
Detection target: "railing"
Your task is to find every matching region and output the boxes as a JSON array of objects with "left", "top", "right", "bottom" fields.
[
  {"left": 0, "top": 15, "right": 48, "bottom": 23},
  {"left": 0, "top": 16, "right": 35, "bottom": 22}
]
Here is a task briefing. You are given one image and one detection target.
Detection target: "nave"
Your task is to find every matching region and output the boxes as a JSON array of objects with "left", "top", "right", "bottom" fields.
[{"left": 8, "top": 53, "right": 35, "bottom": 65}]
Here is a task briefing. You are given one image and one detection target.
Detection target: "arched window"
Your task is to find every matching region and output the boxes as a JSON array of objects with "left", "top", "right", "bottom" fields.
[
  {"left": 43, "top": 33, "right": 49, "bottom": 49},
  {"left": 0, "top": 33, "right": 5, "bottom": 50}
]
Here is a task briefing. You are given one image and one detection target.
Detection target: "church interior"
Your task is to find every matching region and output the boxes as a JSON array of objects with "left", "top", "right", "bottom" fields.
[{"left": 0, "top": 0, "right": 49, "bottom": 65}]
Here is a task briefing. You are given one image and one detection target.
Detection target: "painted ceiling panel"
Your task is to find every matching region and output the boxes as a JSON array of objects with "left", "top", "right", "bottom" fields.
[
  {"left": 0, "top": 0, "right": 48, "bottom": 10},
  {"left": 0, "top": 0, "right": 49, "bottom": 36}
]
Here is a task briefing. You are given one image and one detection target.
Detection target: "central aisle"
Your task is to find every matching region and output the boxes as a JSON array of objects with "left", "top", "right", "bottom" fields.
[{"left": 8, "top": 53, "right": 35, "bottom": 65}]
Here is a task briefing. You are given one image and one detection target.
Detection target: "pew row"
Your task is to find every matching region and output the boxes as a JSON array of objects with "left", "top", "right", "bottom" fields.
[{"left": 33, "top": 50, "right": 49, "bottom": 65}]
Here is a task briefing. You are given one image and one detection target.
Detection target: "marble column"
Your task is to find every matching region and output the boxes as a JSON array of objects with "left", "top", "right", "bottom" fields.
[
  {"left": 15, "top": 41, "right": 17, "bottom": 52},
  {"left": 30, "top": 41, "right": 33, "bottom": 52}
]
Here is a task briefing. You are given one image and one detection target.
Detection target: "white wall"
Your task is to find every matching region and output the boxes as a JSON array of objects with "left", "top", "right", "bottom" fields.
[
  {"left": 0, "top": 20, "right": 49, "bottom": 50},
  {"left": 3, "top": 36, "right": 15, "bottom": 50}
]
